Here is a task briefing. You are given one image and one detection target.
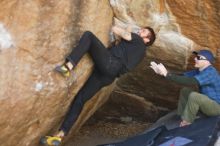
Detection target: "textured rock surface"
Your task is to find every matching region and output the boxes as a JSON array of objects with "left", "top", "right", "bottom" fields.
[
  {"left": 0, "top": 0, "right": 220, "bottom": 146},
  {"left": 0, "top": 0, "right": 113, "bottom": 146},
  {"left": 111, "top": 0, "right": 220, "bottom": 109}
]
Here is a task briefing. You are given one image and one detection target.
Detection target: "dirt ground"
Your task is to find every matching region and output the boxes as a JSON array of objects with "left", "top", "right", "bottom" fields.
[
  {"left": 63, "top": 95, "right": 169, "bottom": 146},
  {"left": 64, "top": 120, "right": 152, "bottom": 146}
]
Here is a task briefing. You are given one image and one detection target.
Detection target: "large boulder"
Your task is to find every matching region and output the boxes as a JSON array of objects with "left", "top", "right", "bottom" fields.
[
  {"left": 0, "top": 0, "right": 113, "bottom": 146},
  {"left": 0, "top": 0, "right": 220, "bottom": 146},
  {"left": 110, "top": 0, "right": 220, "bottom": 109}
]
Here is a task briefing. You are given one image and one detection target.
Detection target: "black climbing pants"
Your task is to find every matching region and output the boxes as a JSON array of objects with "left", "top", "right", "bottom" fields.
[{"left": 60, "top": 31, "right": 124, "bottom": 134}]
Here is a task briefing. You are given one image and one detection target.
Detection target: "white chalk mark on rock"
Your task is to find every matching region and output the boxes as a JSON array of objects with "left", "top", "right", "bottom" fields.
[{"left": 0, "top": 23, "right": 13, "bottom": 50}]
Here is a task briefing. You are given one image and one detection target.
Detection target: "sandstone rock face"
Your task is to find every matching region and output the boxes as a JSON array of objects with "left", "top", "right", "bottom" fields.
[
  {"left": 1, "top": 0, "right": 220, "bottom": 146},
  {"left": 110, "top": 0, "right": 220, "bottom": 109},
  {"left": 0, "top": 0, "right": 113, "bottom": 146}
]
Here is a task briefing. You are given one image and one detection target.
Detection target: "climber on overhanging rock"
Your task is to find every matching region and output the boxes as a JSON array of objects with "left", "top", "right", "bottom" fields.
[
  {"left": 40, "top": 25, "right": 156, "bottom": 146},
  {"left": 150, "top": 49, "right": 220, "bottom": 127}
]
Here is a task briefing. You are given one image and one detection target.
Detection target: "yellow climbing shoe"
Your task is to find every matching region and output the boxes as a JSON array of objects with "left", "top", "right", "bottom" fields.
[
  {"left": 55, "top": 65, "right": 70, "bottom": 77},
  {"left": 40, "top": 136, "right": 62, "bottom": 146}
]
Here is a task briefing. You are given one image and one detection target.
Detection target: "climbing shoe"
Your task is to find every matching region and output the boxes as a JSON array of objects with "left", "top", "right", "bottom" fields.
[
  {"left": 55, "top": 65, "right": 70, "bottom": 77},
  {"left": 40, "top": 136, "right": 62, "bottom": 146}
]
